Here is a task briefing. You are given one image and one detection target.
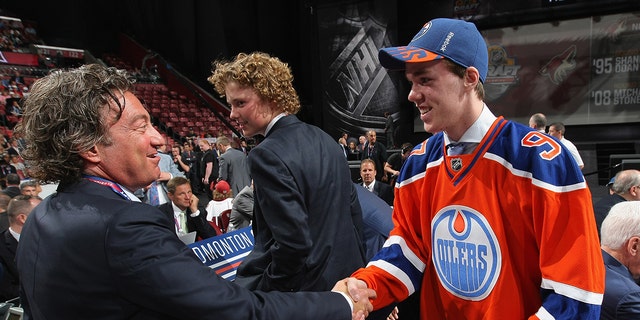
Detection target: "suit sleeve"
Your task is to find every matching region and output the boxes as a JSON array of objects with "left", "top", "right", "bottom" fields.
[
  {"left": 189, "top": 205, "right": 218, "bottom": 238},
  {"left": 615, "top": 292, "right": 640, "bottom": 319},
  {"left": 106, "top": 205, "right": 352, "bottom": 319}
]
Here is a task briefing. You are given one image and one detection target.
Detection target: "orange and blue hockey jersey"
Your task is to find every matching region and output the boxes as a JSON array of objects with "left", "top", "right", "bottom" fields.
[{"left": 352, "top": 117, "right": 604, "bottom": 319}]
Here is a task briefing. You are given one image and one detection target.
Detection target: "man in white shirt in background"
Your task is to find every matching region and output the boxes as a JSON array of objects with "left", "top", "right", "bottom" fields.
[{"left": 548, "top": 122, "right": 584, "bottom": 170}]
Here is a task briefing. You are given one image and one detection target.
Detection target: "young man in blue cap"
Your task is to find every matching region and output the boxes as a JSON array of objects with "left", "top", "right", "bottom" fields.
[{"left": 345, "top": 18, "right": 604, "bottom": 319}]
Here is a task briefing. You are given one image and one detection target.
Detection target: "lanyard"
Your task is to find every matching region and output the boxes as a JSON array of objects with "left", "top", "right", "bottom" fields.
[{"left": 83, "top": 175, "right": 131, "bottom": 201}]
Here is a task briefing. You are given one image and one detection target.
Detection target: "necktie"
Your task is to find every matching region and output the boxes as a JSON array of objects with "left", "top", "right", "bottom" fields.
[
  {"left": 178, "top": 211, "right": 188, "bottom": 234},
  {"left": 148, "top": 181, "right": 160, "bottom": 206},
  {"left": 181, "top": 211, "right": 188, "bottom": 233},
  {"left": 447, "top": 142, "right": 466, "bottom": 156}
]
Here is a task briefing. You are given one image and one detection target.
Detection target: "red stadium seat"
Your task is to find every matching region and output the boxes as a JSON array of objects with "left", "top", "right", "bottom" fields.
[{"left": 216, "top": 209, "right": 231, "bottom": 233}]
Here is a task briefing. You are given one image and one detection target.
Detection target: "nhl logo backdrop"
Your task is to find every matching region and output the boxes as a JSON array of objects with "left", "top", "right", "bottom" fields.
[{"left": 314, "top": 1, "right": 401, "bottom": 144}]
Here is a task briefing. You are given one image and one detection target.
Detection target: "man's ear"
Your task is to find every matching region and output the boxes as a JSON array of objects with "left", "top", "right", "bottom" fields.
[
  {"left": 628, "top": 236, "right": 640, "bottom": 256},
  {"left": 79, "top": 145, "right": 101, "bottom": 164},
  {"left": 464, "top": 67, "right": 480, "bottom": 88}
]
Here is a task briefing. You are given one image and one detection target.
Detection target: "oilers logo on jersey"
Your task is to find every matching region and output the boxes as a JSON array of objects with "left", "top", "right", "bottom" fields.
[{"left": 431, "top": 205, "right": 501, "bottom": 301}]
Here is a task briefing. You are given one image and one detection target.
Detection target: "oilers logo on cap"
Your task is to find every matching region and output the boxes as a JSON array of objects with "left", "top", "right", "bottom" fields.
[
  {"left": 431, "top": 205, "right": 501, "bottom": 301},
  {"left": 411, "top": 21, "right": 432, "bottom": 42}
]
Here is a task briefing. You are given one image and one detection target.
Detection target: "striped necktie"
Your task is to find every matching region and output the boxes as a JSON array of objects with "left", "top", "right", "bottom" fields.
[{"left": 447, "top": 143, "right": 466, "bottom": 156}]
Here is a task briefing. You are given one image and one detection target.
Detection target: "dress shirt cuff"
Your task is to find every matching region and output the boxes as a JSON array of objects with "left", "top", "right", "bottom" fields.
[
  {"left": 331, "top": 291, "right": 354, "bottom": 313},
  {"left": 190, "top": 209, "right": 200, "bottom": 218}
]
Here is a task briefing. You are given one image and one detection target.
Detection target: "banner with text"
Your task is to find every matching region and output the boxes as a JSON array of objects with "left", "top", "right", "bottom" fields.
[
  {"left": 482, "top": 11, "right": 640, "bottom": 126},
  {"left": 188, "top": 226, "right": 254, "bottom": 281}
]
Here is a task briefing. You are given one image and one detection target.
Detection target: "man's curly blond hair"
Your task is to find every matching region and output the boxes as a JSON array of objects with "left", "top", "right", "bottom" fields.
[{"left": 208, "top": 52, "right": 300, "bottom": 115}]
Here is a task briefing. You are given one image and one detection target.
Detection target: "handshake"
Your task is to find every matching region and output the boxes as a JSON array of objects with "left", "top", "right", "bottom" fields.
[{"left": 332, "top": 277, "right": 377, "bottom": 320}]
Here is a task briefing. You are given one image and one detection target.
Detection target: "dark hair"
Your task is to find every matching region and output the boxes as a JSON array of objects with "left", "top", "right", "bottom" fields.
[
  {"left": 444, "top": 59, "right": 485, "bottom": 100},
  {"left": 5, "top": 173, "right": 20, "bottom": 185},
  {"left": 549, "top": 122, "right": 566, "bottom": 135},
  {"left": 15, "top": 64, "right": 134, "bottom": 185},
  {"left": 401, "top": 143, "right": 414, "bottom": 155}
]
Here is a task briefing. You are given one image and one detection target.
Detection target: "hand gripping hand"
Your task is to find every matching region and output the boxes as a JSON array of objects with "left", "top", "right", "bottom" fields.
[{"left": 333, "top": 277, "right": 377, "bottom": 320}]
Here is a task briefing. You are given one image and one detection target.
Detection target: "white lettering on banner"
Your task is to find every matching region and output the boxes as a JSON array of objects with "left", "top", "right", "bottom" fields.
[
  {"left": 613, "top": 88, "right": 640, "bottom": 105},
  {"left": 188, "top": 226, "right": 254, "bottom": 281},
  {"left": 615, "top": 55, "right": 640, "bottom": 73}
]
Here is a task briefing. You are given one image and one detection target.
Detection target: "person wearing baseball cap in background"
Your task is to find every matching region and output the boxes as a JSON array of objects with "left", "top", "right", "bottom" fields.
[
  {"left": 205, "top": 180, "right": 234, "bottom": 224},
  {"left": 606, "top": 176, "right": 616, "bottom": 195},
  {"left": 214, "top": 179, "right": 231, "bottom": 196},
  {"left": 593, "top": 169, "right": 640, "bottom": 238},
  {"left": 345, "top": 18, "right": 604, "bottom": 319}
]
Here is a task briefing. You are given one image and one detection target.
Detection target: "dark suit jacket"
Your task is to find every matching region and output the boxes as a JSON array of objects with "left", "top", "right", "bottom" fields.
[
  {"left": 371, "top": 180, "right": 394, "bottom": 206},
  {"left": 0, "top": 211, "right": 8, "bottom": 232},
  {"left": 600, "top": 250, "right": 640, "bottom": 319},
  {"left": 236, "top": 115, "right": 366, "bottom": 292},
  {"left": 360, "top": 141, "right": 387, "bottom": 181},
  {"left": 17, "top": 179, "right": 352, "bottom": 319},
  {"left": 1, "top": 186, "right": 20, "bottom": 199},
  {"left": 157, "top": 202, "right": 218, "bottom": 240},
  {"left": 0, "top": 229, "right": 18, "bottom": 300},
  {"left": 593, "top": 194, "right": 625, "bottom": 236}
]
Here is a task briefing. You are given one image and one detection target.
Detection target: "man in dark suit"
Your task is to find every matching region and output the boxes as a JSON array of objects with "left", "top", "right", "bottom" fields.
[
  {"left": 158, "top": 176, "right": 218, "bottom": 240},
  {"left": 209, "top": 52, "right": 367, "bottom": 293},
  {"left": 15, "top": 64, "right": 373, "bottom": 319},
  {"left": 1, "top": 173, "right": 20, "bottom": 199},
  {"left": 599, "top": 201, "right": 640, "bottom": 319},
  {"left": 0, "top": 195, "right": 40, "bottom": 301},
  {"left": 360, "top": 159, "right": 394, "bottom": 206},
  {"left": 360, "top": 130, "right": 387, "bottom": 181}
]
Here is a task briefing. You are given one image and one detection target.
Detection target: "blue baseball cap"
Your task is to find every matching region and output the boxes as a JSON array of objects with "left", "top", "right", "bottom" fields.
[
  {"left": 378, "top": 18, "right": 488, "bottom": 82},
  {"left": 606, "top": 177, "right": 615, "bottom": 187}
]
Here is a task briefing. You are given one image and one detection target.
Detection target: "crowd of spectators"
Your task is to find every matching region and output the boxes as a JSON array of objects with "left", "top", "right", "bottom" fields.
[
  {"left": 0, "top": 70, "right": 30, "bottom": 129},
  {"left": 0, "top": 18, "right": 41, "bottom": 53}
]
